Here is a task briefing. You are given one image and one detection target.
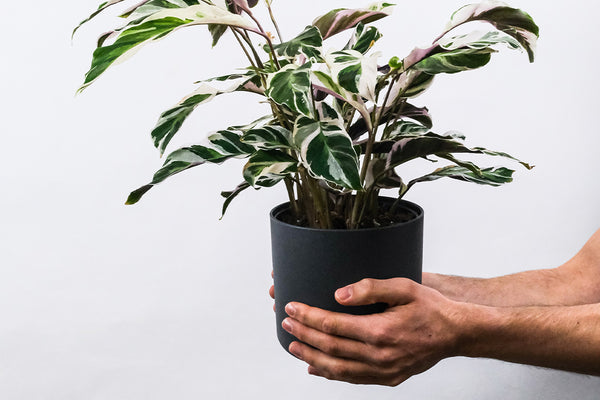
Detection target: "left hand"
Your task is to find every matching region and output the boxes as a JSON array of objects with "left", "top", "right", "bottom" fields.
[{"left": 281, "top": 278, "right": 465, "bottom": 386}]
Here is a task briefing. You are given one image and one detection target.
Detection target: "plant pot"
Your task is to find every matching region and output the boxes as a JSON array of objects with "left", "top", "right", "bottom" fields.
[{"left": 270, "top": 197, "right": 424, "bottom": 353}]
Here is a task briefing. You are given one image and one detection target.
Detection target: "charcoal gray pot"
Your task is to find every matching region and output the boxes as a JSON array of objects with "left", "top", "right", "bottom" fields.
[{"left": 270, "top": 198, "right": 424, "bottom": 353}]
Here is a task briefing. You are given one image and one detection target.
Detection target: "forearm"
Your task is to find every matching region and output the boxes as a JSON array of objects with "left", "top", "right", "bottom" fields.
[
  {"left": 424, "top": 229, "right": 600, "bottom": 307},
  {"left": 423, "top": 268, "right": 578, "bottom": 307},
  {"left": 456, "top": 302, "right": 600, "bottom": 376}
]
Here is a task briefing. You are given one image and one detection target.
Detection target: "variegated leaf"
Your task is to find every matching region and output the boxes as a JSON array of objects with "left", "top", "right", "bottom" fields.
[
  {"left": 266, "top": 63, "right": 313, "bottom": 117},
  {"left": 312, "top": 69, "right": 372, "bottom": 132},
  {"left": 293, "top": 116, "right": 362, "bottom": 190},
  {"left": 344, "top": 23, "right": 382, "bottom": 54},
  {"left": 348, "top": 102, "right": 432, "bottom": 140},
  {"left": 312, "top": 2, "right": 394, "bottom": 40},
  {"left": 414, "top": 31, "right": 521, "bottom": 74},
  {"left": 73, "top": 0, "right": 128, "bottom": 38},
  {"left": 79, "top": 4, "right": 259, "bottom": 91},
  {"left": 384, "top": 120, "right": 430, "bottom": 138},
  {"left": 385, "top": 132, "right": 533, "bottom": 170},
  {"left": 152, "top": 74, "right": 258, "bottom": 155},
  {"left": 325, "top": 50, "right": 379, "bottom": 102},
  {"left": 408, "top": 166, "right": 515, "bottom": 188},
  {"left": 220, "top": 182, "right": 252, "bottom": 218},
  {"left": 119, "top": 0, "right": 195, "bottom": 19},
  {"left": 241, "top": 126, "right": 293, "bottom": 150},
  {"left": 243, "top": 150, "right": 298, "bottom": 188},
  {"left": 125, "top": 145, "right": 231, "bottom": 205},
  {"left": 208, "top": 129, "right": 256, "bottom": 156},
  {"left": 437, "top": 1, "right": 539, "bottom": 62},
  {"left": 272, "top": 26, "right": 323, "bottom": 59}
]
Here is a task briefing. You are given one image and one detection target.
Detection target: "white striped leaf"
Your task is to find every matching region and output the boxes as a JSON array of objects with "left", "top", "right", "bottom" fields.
[
  {"left": 438, "top": 1, "right": 539, "bottom": 62},
  {"left": 272, "top": 26, "right": 323, "bottom": 59},
  {"left": 344, "top": 23, "right": 382, "bottom": 54},
  {"left": 73, "top": 0, "right": 128, "bottom": 38},
  {"left": 385, "top": 132, "right": 533, "bottom": 170},
  {"left": 311, "top": 70, "right": 372, "bottom": 133},
  {"left": 414, "top": 31, "right": 521, "bottom": 74},
  {"left": 348, "top": 102, "right": 432, "bottom": 140},
  {"left": 266, "top": 63, "right": 313, "bottom": 117},
  {"left": 208, "top": 130, "right": 256, "bottom": 156},
  {"left": 384, "top": 120, "right": 430, "bottom": 138},
  {"left": 125, "top": 144, "right": 232, "bottom": 204},
  {"left": 243, "top": 150, "right": 298, "bottom": 188},
  {"left": 293, "top": 116, "right": 362, "bottom": 190},
  {"left": 325, "top": 49, "right": 379, "bottom": 102},
  {"left": 79, "top": 4, "right": 258, "bottom": 92},
  {"left": 220, "top": 182, "right": 252, "bottom": 218},
  {"left": 312, "top": 2, "right": 394, "bottom": 40},
  {"left": 408, "top": 166, "right": 515, "bottom": 188},
  {"left": 241, "top": 126, "right": 293, "bottom": 150},
  {"left": 152, "top": 74, "right": 258, "bottom": 155}
]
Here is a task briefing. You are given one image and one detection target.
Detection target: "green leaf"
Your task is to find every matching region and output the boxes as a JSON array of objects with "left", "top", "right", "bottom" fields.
[
  {"left": 79, "top": 4, "right": 258, "bottom": 91},
  {"left": 345, "top": 23, "right": 383, "bottom": 54},
  {"left": 312, "top": 2, "right": 394, "bottom": 40},
  {"left": 151, "top": 74, "right": 257, "bottom": 155},
  {"left": 272, "top": 26, "right": 323, "bottom": 59},
  {"left": 266, "top": 63, "right": 313, "bottom": 117},
  {"left": 325, "top": 50, "right": 379, "bottom": 101},
  {"left": 125, "top": 145, "right": 231, "bottom": 205},
  {"left": 293, "top": 116, "right": 362, "bottom": 190},
  {"left": 241, "top": 126, "right": 293, "bottom": 150},
  {"left": 220, "top": 182, "right": 252, "bottom": 218},
  {"left": 243, "top": 150, "right": 298, "bottom": 188}
]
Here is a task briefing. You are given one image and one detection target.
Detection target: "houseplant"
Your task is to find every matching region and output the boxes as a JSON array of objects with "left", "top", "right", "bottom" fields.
[{"left": 75, "top": 0, "right": 538, "bottom": 352}]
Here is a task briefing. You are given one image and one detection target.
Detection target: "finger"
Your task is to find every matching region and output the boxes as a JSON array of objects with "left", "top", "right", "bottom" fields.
[
  {"left": 290, "top": 342, "right": 393, "bottom": 385},
  {"left": 285, "top": 302, "right": 373, "bottom": 342},
  {"left": 282, "top": 317, "right": 372, "bottom": 362},
  {"left": 335, "top": 278, "right": 418, "bottom": 307},
  {"left": 269, "top": 285, "right": 274, "bottom": 299}
]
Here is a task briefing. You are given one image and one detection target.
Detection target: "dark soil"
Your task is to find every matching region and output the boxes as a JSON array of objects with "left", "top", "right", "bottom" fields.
[{"left": 279, "top": 200, "right": 417, "bottom": 230}]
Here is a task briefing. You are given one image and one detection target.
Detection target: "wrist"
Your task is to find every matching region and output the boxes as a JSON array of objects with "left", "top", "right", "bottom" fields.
[{"left": 448, "top": 301, "right": 505, "bottom": 358}]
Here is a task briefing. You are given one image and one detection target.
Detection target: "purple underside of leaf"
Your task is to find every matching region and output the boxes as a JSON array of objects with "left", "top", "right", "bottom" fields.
[{"left": 314, "top": 8, "right": 391, "bottom": 40}]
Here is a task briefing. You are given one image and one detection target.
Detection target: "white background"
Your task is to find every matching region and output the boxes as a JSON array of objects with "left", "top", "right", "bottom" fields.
[{"left": 2, "top": 0, "right": 599, "bottom": 398}]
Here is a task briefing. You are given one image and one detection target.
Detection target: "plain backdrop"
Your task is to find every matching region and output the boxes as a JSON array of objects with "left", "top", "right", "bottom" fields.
[{"left": 1, "top": 0, "right": 599, "bottom": 399}]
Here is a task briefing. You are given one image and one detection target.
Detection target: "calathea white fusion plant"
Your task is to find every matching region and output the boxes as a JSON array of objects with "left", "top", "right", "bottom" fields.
[{"left": 75, "top": 0, "right": 538, "bottom": 229}]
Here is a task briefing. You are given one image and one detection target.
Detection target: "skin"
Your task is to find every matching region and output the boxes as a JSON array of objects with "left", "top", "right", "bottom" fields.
[{"left": 269, "top": 229, "right": 600, "bottom": 385}]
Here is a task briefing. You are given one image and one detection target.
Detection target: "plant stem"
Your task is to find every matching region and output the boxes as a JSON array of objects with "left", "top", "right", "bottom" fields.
[
  {"left": 284, "top": 177, "right": 300, "bottom": 218},
  {"left": 265, "top": 0, "right": 284, "bottom": 43}
]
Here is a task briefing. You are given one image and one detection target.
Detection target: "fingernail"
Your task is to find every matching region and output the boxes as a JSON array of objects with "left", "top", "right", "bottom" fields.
[
  {"left": 282, "top": 318, "right": 293, "bottom": 333},
  {"left": 308, "top": 366, "right": 320, "bottom": 376},
  {"left": 289, "top": 342, "right": 303, "bottom": 360},
  {"left": 336, "top": 287, "right": 352, "bottom": 301},
  {"left": 285, "top": 303, "right": 296, "bottom": 317}
]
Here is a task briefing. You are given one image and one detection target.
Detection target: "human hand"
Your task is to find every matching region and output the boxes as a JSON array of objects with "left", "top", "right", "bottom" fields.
[{"left": 281, "top": 278, "right": 465, "bottom": 386}]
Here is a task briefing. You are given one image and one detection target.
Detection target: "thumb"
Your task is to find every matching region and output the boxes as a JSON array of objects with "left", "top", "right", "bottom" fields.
[{"left": 335, "top": 278, "right": 418, "bottom": 307}]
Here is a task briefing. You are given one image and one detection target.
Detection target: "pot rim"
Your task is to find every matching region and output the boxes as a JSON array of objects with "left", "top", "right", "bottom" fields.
[{"left": 270, "top": 197, "right": 424, "bottom": 233}]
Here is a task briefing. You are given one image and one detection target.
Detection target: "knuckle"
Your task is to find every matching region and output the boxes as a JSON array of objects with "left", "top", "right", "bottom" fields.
[
  {"left": 321, "top": 339, "right": 340, "bottom": 356},
  {"left": 328, "top": 362, "right": 348, "bottom": 377},
  {"left": 371, "top": 326, "right": 393, "bottom": 346},
  {"left": 375, "top": 348, "right": 397, "bottom": 366},
  {"left": 320, "top": 316, "right": 338, "bottom": 335}
]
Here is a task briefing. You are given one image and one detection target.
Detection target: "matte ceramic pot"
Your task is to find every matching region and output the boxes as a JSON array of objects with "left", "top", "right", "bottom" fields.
[{"left": 270, "top": 198, "right": 424, "bottom": 353}]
